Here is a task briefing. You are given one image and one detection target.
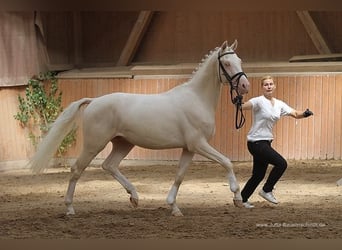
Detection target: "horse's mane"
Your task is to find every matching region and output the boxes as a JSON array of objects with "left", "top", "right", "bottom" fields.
[{"left": 190, "top": 47, "right": 220, "bottom": 78}]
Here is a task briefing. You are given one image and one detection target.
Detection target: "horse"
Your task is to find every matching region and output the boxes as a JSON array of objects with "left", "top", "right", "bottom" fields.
[{"left": 29, "top": 40, "right": 250, "bottom": 216}]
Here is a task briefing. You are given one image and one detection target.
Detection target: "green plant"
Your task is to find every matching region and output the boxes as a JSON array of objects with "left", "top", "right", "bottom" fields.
[{"left": 14, "top": 71, "right": 77, "bottom": 158}]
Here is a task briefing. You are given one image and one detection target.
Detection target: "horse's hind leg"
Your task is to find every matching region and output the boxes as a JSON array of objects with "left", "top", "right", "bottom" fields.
[
  {"left": 166, "top": 149, "right": 194, "bottom": 216},
  {"left": 65, "top": 150, "right": 98, "bottom": 215},
  {"left": 101, "top": 138, "right": 138, "bottom": 207}
]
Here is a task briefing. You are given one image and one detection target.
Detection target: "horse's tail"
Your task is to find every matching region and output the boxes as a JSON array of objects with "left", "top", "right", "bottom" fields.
[{"left": 29, "top": 98, "right": 93, "bottom": 174}]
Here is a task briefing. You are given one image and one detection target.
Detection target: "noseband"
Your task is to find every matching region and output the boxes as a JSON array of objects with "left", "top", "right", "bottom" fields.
[{"left": 218, "top": 51, "right": 247, "bottom": 129}]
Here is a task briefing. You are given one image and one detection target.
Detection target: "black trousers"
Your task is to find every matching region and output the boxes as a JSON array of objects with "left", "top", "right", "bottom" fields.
[{"left": 241, "top": 140, "right": 287, "bottom": 203}]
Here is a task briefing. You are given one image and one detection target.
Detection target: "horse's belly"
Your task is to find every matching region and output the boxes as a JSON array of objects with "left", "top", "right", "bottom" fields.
[{"left": 119, "top": 124, "right": 186, "bottom": 149}]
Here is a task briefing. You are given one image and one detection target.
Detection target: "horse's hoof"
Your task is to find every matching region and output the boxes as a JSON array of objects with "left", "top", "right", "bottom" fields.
[
  {"left": 66, "top": 209, "right": 75, "bottom": 215},
  {"left": 337, "top": 178, "right": 342, "bottom": 186},
  {"left": 171, "top": 205, "right": 184, "bottom": 216},
  {"left": 65, "top": 204, "right": 75, "bottom": 215},
  {"left": 233, "top": 199, "right": 243, "bottom": 208},
  {"left": 130, "top": 197, "right": 139, "bottom": 208},
  {"left": 172, "top": 210, "right": 184, "bottom": 217}
]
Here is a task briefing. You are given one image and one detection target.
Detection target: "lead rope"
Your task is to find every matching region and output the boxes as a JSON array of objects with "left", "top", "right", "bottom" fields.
[{"left": 231, "top": 90, "right": 246, "bottom": 129}]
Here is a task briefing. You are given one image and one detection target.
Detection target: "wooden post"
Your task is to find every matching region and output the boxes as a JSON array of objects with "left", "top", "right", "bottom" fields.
[
  {"left": 117, "top": 11, "right": 154, "bottom": 66},
  {"left": 296, "top": 11, "right": 331, "bottom": 54}
]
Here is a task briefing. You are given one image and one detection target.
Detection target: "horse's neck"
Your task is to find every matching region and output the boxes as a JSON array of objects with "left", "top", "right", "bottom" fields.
[{"left": 187, "top": 53, "right": 222, "bottom": 110}]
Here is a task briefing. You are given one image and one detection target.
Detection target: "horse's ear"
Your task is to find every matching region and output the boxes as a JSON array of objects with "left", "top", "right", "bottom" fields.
[
  {"left": 230, "top": 39, "right": 238, "bottom": 51},
  {"left": 220, "top": 41, "right": 228, "bottom": 50}
]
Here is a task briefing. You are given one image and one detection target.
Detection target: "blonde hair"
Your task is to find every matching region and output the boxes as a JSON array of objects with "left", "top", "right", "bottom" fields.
[{"left": 261, "top": 75, "right": 274, "bottom": 86}]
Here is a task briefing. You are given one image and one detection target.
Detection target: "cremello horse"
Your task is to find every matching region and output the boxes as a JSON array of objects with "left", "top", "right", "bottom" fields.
[{"left": 29, "top": 40, "right": 250, "bottom": 216}]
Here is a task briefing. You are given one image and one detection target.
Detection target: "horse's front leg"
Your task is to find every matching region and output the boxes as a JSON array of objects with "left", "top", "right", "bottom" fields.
[
  {"left": 194, "top": 139, "right": 243, "bottom": 207},
  {"left": 166, "top": 149, "right": 194, "bottom": 216}
]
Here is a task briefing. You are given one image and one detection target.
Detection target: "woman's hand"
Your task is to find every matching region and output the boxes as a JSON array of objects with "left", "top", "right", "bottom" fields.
[{"left": 303, "top": 109, "right": 313, "bottom": 117}]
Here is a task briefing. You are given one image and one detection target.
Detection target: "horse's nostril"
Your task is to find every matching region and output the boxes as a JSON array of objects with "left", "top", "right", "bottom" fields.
[{"left": 242, "top": 84, "right": 246, "bottom": 89}]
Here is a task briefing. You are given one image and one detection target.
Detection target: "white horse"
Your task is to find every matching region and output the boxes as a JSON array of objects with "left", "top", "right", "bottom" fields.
[{"left": 29, "top": 40, "right": 250, "bottom": 216}]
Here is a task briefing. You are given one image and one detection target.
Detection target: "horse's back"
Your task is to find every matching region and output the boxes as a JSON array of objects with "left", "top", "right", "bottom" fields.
[{"left": 86, "top": 92, "right": 180, "bottom": 118}]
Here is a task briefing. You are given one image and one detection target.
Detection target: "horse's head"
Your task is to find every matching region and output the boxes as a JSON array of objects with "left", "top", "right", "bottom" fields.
[{"left": 217, "top": 40, "right": 250, "bottom": 95}]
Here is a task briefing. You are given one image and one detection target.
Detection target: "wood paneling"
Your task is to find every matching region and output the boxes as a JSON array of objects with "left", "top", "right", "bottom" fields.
[
  {"left": 136, "top": 11, "right": 319, "bottom": 63},
  {"left": 0, "top": 87, "right": 34, "bottom": 161},
  {"left": 1, "top": 73, "right": 341, "bottom": 165},
  {"left": 42, "top": 11, "right": 342, "bottom": 68},
  {"left": 117, "top": 11, "right": 154, "bottom": 66},
  {"left": 296, "top": 11, "right": 331, "bottom": 54}
]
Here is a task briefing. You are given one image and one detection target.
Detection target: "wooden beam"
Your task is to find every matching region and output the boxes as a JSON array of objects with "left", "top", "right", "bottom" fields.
[
  {"left": 289, "top": 53, "right": 342, "bottom": 62},
  {"left": 296, "top": 11, "right": 331, "bottom": 54},
  {"left": 117, "top": 11, "right": 154, "bottom": 66},
  {"left": 56, "top": 61, "right": 342, "bottom": 79},
  {"left": 73, "top": 11, "right": 83, "bottom": 67}
]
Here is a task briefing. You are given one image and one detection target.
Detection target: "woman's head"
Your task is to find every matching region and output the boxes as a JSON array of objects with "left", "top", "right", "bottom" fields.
[
  {"left": 261, "top": 75, "right": 276, "bottom": 98},
  {"left": 261, "top": 75, "right": 273, "bottom": 86}
]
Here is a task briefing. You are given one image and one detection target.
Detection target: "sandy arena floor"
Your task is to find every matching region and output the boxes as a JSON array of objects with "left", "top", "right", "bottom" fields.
[{"left": 0, "top": 160, "right": 341, "bottom": 239}]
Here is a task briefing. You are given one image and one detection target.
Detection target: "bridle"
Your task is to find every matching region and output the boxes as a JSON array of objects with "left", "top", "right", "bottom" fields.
[{"left": 218, "top": 50, "right": 247, "bottom": 129}]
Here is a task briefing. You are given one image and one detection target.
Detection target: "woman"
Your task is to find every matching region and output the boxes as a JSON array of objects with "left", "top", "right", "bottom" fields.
[{"left": 239, "top": 75, "right": 313, "bottom": 208}]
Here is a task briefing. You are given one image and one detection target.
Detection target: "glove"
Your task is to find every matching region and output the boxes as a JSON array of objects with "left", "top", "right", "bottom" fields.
[{"left": 303, "top": 108, "right": 313, "bottom": 117}]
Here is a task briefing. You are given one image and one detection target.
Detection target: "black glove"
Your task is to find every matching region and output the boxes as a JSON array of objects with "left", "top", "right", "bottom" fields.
[
  {"left": 303, "top": 108, "right": 313, "bottom": 117},
  {"left": 232, "top": 95, "right": 243, "bottom": 105}
]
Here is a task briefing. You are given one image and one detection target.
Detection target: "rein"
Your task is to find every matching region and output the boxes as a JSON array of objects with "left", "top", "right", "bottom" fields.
[{"left": 218, "top": 51, "right": 246, "bottom": 129}]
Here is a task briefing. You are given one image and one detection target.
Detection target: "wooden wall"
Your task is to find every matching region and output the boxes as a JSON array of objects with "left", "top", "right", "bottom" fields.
[
  {"left": 1, "top": 73, "right": 341, "bottom": 164},
  {"left": 135, "top": 11, "right": 317, "bottom": 63},
  {"left": 2, "top": 11, "right": 342, "bottom": 169},
  {"left": 0, "top": 87, "right": 35, "bottom": 162},
  {"left": 41, "top": 11, "right": 342, "bottom": 68}
]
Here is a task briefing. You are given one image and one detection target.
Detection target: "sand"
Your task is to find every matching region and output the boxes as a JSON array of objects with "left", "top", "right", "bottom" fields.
[{"left": 0, "top": 160, "right": 341, "bottom": 239}]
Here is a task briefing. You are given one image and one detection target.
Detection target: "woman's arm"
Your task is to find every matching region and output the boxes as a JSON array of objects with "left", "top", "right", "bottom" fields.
[
  {"left": 241, "top": 101, "right": 253, "bottom": 110},
  {"left": 289, "top": 109, "right": 313, "bottom": 119}
]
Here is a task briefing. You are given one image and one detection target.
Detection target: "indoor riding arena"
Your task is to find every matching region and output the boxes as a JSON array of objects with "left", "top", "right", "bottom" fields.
[{"left": 0, "top": 10, "right": 341, "bottom": 240}]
